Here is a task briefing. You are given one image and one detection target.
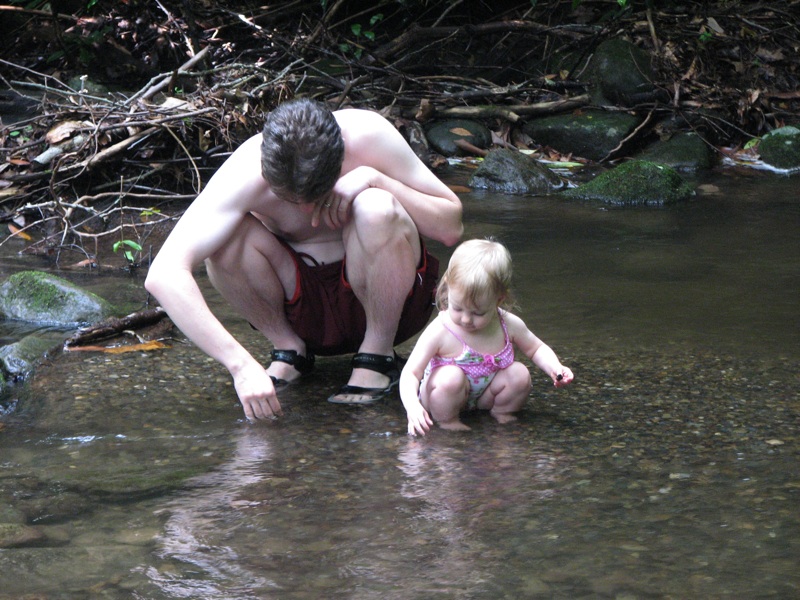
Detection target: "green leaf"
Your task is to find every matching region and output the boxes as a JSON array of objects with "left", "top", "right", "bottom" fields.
[{"left": 113, "top": 239, "right": 143, "bottom": 254}]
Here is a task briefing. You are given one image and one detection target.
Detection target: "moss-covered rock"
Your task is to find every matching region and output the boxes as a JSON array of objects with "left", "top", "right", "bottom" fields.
[
  {"left": 584, "top": 38, "right": 657, "bottom": 107},
  {"left": 0, "top": 330, "right": 67, "bottom": 379},
  {"left": 561, "top": 160, "right": 695, "bottom": 206},
  {"left": 757, "top": 126, "right": 800, "bottom": 171},
  {"left": 522, "top": 110, "right": 641, "bottom": 162},
  {"left": 469, "top": 148, "right": 564, "bottom": 195},
  {"left": 636, "top": 132, "right": 714, "bottom": 171},
  {"left": 0, "top": 271, "right": 115, "bottom": 326}
]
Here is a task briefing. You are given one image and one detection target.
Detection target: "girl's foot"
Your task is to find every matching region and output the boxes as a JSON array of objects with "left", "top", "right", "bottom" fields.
[
  {"left": 491, "top": 411, "right": 518, "bottom": 425},
  {"left": 438, "top": 420, "right": 471, "bottom": 431}
]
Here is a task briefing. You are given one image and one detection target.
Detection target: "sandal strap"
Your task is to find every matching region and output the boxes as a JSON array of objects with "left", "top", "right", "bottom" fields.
[
  {"left": 270, "top": 349, "right": 315, "bottom": 375},
  {"left": 351, "top": 352, "right": 400, "bottom": 376}
]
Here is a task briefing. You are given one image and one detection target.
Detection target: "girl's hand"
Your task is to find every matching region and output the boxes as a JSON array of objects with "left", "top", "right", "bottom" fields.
[
  {"left": 553, "top": 366, "right": 574, "bottom": 388},
  {"left": 406, "top": 403, "right": 433, "bottom": 436}
]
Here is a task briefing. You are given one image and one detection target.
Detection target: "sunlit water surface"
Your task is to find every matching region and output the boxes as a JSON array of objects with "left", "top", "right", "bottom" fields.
[{"left": 0, "top": 170, "right": 797, "bottom": 599}]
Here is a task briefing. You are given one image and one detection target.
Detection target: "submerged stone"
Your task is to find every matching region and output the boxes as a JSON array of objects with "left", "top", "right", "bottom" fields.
[{"left": 0, "top": 330, "right": 68, "bottom": 379}]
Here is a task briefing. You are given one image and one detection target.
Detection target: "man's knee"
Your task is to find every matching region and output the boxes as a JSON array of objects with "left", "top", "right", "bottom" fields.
[{"left": 351, "top": 189, "right": 415, "bottom": 238}]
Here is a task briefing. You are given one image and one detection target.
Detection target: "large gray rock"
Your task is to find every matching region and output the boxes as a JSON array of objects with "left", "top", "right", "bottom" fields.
[
  {"left": 469, "top": 148, "right": 564, "bottom": 195},
  {"left": 0, "top": 271, "right": 115, "bottom": 326},
  {"left": 561, "top": 160, "right": 695, "bottom": 206}
]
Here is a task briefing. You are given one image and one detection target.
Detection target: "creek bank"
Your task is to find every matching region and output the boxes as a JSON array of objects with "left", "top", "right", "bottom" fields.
[{"left": 423, "top": 37, "right": 799, "bottom": 198}]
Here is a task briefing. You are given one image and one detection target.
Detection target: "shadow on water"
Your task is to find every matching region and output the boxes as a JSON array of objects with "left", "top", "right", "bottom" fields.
[{"left": 0, "top": 171, "right": 798, "bottom": 598}]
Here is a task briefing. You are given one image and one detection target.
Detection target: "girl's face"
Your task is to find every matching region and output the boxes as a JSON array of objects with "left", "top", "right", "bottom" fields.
[{"left": 446, "top": 286, "right": 498, "bottom": 333}]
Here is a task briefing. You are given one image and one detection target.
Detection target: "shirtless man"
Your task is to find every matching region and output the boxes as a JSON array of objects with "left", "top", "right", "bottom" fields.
[{"left": 145, "top": 98, "right": 463, "bottom": 421}]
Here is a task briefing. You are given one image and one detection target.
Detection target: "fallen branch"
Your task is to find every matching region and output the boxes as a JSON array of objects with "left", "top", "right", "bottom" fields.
[
  {"left": 409, "top": 94, "right": 590, "bottom": 123},
  {"left": 64, "top": 306, "right": 168, "bottom": 347},
  {"left": 125, "top": 46, "right": 211, "bottom": 106}
]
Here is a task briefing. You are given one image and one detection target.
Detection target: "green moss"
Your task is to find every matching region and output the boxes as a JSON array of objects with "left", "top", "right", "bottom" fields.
[
  {"left": 11, "top": 272, "right": 69, "bottom": 313},
  {"left": 0, "top": 271, "right": 114, "bottom": 325},
  {"left": 562, "top": 160, "right": 695, "bottom": 206}
]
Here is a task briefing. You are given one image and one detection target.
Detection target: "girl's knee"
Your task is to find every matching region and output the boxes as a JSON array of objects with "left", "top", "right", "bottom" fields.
[
  {"left": 422, "top": 367, "right": 468, "bottom": 411},
  {"left": 489, "top": 363, "right": 530, "bottom": 393},
  {"left": 507, "top": 362, "right": 532, "bottom": 391}
]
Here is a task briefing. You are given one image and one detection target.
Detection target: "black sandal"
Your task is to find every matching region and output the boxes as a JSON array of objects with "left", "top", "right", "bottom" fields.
[
  {"left": 268, "top": 349, "right": 315, "bottom": 389},
  {"left": 327, "top": 352, "right": 402, "bottom": 405}
]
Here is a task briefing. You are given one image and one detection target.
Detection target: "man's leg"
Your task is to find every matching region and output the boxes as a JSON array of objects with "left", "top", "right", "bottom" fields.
[
  {"left": 336, "top": 189, "right": 421, "bottom": 396},
  {"left": 205, "top": 214, "right": 307, "bottom": 382}
]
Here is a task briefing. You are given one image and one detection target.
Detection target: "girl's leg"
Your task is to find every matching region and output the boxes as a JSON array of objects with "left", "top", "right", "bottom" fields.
[
  {"left": 420, "top": 365, "right": 471, "bottom": 431},
  {"left": 477, "top": 362, "right": 532, "bottom": 424}
]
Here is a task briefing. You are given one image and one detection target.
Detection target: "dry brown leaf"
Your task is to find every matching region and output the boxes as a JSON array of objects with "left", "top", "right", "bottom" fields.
[
  {"left": 449, "top": 127, "right": 473, "bottom": 136},
  {"left": 8, "top": 224, "right": 31, "bottom": 240},
  {"left": 45, "top": 120, "right": 90, "bottom": 144},
  {"left": 65, "top": 340, "right": 168, "bottom": 353}
]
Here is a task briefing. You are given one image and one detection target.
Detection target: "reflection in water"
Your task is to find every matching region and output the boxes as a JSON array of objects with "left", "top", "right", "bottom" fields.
[
  {"left": 147, "top": 427, "right": 277, "bottom": 598},
  {"left": 397, "top": 436, "right": 568, "bottom": 596},
  {"left": 145, "top": 418, "right": 573, "bottom": 598}
]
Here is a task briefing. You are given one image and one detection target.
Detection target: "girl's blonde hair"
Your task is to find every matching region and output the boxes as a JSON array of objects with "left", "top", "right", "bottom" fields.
[{"left": 435, "top": 238, "right": 516, "bottom": 311}]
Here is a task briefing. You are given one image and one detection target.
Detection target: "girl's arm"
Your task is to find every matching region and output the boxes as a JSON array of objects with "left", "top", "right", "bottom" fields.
[
  {"left": 505, "top": 312, "right": 574, "bottom": 388},
  {"left": 399, "top": 320, "right": 445, "bottom": 436}
]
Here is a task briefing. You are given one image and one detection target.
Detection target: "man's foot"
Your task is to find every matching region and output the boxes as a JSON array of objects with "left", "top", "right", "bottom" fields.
[
  {"left": 267, "top": 349, "right": 315, "bottom": 388},
  {"left": 328, "top": 353, "right": 401, "bottom": 404}
]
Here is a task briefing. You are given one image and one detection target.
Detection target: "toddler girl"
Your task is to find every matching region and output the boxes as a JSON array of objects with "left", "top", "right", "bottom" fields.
[{"left": 400, "top": 239, "right": 573, "bottom": 435}]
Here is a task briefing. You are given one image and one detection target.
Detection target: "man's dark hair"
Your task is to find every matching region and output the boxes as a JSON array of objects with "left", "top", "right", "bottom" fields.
[{"left": 260, "top": 98, "right": 345, "bottom": 203}]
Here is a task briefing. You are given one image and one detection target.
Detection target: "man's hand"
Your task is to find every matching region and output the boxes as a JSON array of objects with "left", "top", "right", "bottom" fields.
[
  {"left": 311, "top": 166, "right": 376, "bottom": 229},
  {"left": 232, "top": 361, "right": 283, "bottom": 421}
]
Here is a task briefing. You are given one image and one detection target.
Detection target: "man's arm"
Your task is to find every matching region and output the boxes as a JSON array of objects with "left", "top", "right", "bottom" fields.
[
  {"left": 145, "top": 136, "right": 283, "bottom": 419},
  {"left": 333, "top": 109, "right": 463, "bottom": 246}
]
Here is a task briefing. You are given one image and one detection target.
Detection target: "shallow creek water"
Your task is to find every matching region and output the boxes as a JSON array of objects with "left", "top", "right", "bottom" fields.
[{"left": 0, "top": 170, "right": 798, "bottom": 599}]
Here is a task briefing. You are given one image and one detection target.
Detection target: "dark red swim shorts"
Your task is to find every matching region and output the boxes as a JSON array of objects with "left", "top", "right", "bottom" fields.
[{"left": 278, "top": 238, "right": 439, "bottom": 356}]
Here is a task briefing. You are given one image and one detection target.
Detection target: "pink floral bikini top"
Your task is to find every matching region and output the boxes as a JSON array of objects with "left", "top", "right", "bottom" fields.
[{"left": 428, "top": 310, "right": 516, "bottom": 386}]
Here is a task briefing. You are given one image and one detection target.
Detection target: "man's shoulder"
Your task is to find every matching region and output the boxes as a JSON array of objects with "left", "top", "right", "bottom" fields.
[{"left": 334, "top": 108, "right": 389, "bottom": 134}]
